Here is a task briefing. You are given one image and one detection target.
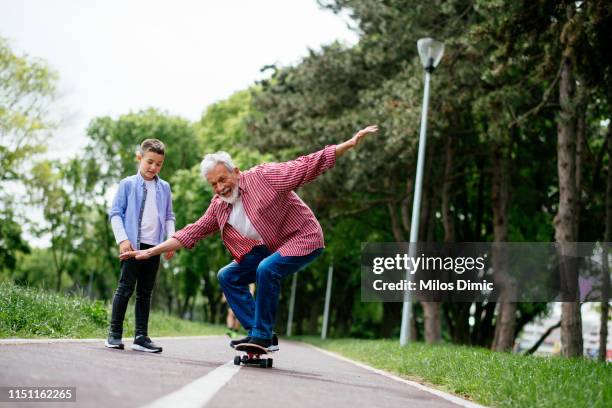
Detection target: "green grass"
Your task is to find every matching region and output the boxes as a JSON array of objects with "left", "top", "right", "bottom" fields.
[
  {"left": 300, "top": 337, "right": 611, "bottom": 408},
  {"left": 0, "top": 281, "right": 226, "bottom": 339}
]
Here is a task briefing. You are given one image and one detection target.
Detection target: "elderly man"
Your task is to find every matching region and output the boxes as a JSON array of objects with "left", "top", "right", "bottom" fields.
[{"left": 120, "top": 125, "right": 378, "bottom": 350}]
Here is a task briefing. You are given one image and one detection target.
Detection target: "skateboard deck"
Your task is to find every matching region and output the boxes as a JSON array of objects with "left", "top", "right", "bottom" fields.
[{"left": 234, "top": 343, "right": 273, "bottom": 368}]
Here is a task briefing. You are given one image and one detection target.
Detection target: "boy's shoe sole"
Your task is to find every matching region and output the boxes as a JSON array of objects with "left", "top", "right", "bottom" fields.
[
  {"left": 267, "top": 345, "right": 279, "bottom": 352},
  {"left": 131, "top": 344, "right": 162, "bottom": 353},
  {"left": 104, "top": 341, "right": 124, "bottom": 350}
]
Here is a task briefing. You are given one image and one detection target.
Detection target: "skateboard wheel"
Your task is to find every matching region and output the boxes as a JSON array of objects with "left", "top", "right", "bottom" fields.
[
  {"left": 234, "top": 356, "right": 241, "bottom": 366},
  {"left": 266, "top": 358, "right": 273, "bottom": 368},
  {"left": 259, "top": 359, "right": 267, "bottom": 368}
]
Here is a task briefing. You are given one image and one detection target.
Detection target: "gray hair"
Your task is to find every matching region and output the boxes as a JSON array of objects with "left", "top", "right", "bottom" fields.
[{"left": 200, "top": 151, "right": 235, "bottom": 179}]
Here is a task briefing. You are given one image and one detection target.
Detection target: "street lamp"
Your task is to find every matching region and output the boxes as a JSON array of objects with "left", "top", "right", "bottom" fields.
[{"left": 399, "top": 38, "right": 444, "bottom": 347}]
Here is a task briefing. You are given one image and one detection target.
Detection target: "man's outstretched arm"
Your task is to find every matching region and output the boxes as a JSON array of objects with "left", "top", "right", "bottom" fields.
[{"left": 259, "top": 125, "right": 379, "bottom": 192}]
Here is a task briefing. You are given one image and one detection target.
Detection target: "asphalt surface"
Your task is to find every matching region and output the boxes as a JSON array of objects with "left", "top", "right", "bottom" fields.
[{"left": 0, "top": 336, "right": 477, "bottom": 408}]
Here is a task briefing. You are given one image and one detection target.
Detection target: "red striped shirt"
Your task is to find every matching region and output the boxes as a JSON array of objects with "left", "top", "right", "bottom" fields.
[{"left": 173, "top": 145, "right": 337, "bottom": 262}]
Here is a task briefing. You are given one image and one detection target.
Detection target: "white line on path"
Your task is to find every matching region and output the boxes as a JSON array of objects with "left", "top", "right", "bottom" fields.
[
  {"left": 141, "top": 361, "right": 241, "bottom": 408},
  {"left": 303, "top": 343, "right": 488, "bottom": 408}
]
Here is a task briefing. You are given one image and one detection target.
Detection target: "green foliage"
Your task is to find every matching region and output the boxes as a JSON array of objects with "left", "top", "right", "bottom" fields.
[
  {"left": 0, "top": 208, "right": 29, "bottom": 273},
  {"left": 0, "top": 281, "right": 226, "bottom": 338},
  {"left": 0, "top": 281, "right": 107, "bottom": 337},
  {"left": 304, "top": 337, "right": 612, "bottom": 408},
  {"left": 86, "top": 108, "right": 202, "bottom": 183},
  {"left": 0, "top": 36, "right": 57, "bottom": 182},
  {"left": 0, "top": 36, "right": 57, "bottom": 276}
]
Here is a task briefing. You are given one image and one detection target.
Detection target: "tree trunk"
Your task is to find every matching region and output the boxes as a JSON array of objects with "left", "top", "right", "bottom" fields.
[
  {"left": 555, "top": 4, "right": 583, "bottom": 358},
  {"left": 422, "top": 301, "right": 441, "bottom": 343},
  {"left": 422, "top": 135, "right": 454, "bottom": 344},
  {"left": 387, "top": 201, "right": 405, "bottom": 242},
  {"left": 600, "top": 127, "right": 612, "bottom": 362},
  {"left": 474, "top": 159, "right": 485, "bottom": 241},
  {"left": 441, "top": 135, "right": 455, "bottom": 243},
  {"left": 490, "top": 142, "right": 515, "bottom": 352}
]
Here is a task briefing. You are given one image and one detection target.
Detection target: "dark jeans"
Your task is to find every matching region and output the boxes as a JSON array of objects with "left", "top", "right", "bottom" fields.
[{"left": 109, "top": 244, "right": 160, "bottom": 337}]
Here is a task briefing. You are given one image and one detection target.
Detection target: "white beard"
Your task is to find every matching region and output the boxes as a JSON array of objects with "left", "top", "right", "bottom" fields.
[{"left": 219, "top": 186, "right": 239, "bottom": 204}]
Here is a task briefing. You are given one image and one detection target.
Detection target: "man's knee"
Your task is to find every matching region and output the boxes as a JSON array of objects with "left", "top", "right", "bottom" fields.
[
  {"left": 217, "top": 266, "right": 233, "bottom": 286},
  {"left": 256, "top": 260, "right": 280, "bottom": 281}
]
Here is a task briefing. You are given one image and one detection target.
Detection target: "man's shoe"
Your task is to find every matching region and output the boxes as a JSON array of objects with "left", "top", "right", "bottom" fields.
[
  {"left": 268, "top": 334, "right": 279, "bottom": 352},
  {"left": 131, "top": 335, "right": 162, "bottom": 353},
  {"left": 229, "top": 336, "right": 251, "bottom": 349},
  {"left": 249, "top": 336, "right": 272, "bottom": 349},
  {"left": 105, "top": 333, "right": 124, "bottom": 349}
]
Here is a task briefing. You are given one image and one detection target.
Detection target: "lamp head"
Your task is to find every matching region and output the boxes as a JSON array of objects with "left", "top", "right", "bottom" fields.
[{"left": 417, "top": 38, "right": 444, "bottom": 73}]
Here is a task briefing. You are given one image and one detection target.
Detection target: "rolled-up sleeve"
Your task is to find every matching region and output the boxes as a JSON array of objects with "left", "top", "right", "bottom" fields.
[
  {"left": 259, "top": 145, "right": 337, "bottom": 192},
  {"left": 172, "top": 203, "right": 219, "bottom": 249}
]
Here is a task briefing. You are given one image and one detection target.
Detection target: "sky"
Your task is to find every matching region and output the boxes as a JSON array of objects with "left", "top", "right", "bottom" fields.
[
  {"left": 0, "top": 0, "right": 358, "bottom": 247},
  {"left": 0, "top": 0, "right": 358, "bottom": 158}
]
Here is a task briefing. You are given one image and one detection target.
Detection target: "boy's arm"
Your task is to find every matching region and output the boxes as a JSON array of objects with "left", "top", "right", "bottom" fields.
[
  {"left": 258, "top": 125, "right": 378, "bottom": 192},
  {"left": 163, "top": 184, "right": 177, "bottom": 260},
  {"left": 108, "top": 180, "right": 132, "bottom": 252},
  {"left": 110, "top": 216, "right": 134, "bottom": 254}
]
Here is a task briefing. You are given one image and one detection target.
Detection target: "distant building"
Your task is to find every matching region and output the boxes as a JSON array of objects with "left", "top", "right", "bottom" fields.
[{"left": 515, "top": 303, "right": 611, "bottom": 361}]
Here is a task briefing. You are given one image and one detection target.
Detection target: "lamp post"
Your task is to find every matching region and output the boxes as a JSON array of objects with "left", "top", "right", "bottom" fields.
[{"left": 399, "top": 38, "right": 445, "bottom": 347}]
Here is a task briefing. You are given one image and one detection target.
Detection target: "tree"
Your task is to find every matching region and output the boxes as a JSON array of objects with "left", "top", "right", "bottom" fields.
[
  {"left": 0, "top": 36, "right": 57, "bottom": 274},
  {"left": 27, "top": 158, "right": 98, "bottom": 291}
]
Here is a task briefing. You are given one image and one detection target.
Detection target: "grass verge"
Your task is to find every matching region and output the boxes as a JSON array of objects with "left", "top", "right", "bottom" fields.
[
  {"left": 299, "top": 337, "right": 611, "bottom": 408},
  {"left": 0, "top": 281, "right": 226, "bottom": 339}
]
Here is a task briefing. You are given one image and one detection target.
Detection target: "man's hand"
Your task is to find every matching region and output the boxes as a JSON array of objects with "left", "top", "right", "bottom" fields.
[
  {"left": 350, "top": 125, "right": 379, "bottom": 148},
  {"left": 119, "top": 249, "right": 153, "bottom": 260},
  {"left": 336, "top": 125, "right": 379, "bottom": 157},
  {"left": 164, "top": 250, "right": 175, "bottom": 261},
  {"left": 119, "top": 240, "right": 134, "bottom": 254}
]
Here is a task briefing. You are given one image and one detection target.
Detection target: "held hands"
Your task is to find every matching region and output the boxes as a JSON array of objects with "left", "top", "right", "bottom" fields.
[
  {"left": 119, "top": 248, "right": 153, "bottom": 260},
  {"left": 119, "top": 240, "right": 134, "bottom": 254},
  {"left": 118, "top": 248, "right": 174, "bottom": 261}
]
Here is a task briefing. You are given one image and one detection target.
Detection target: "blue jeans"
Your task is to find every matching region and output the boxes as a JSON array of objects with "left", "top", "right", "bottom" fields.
[{"left": 217, "top": 245, "right": 323, "bottom": 339}]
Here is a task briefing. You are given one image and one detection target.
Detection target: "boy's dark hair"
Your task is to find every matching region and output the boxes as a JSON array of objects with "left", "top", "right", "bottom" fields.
[{"left": 140, "top": 139, "right": 165, "bottom": 156}]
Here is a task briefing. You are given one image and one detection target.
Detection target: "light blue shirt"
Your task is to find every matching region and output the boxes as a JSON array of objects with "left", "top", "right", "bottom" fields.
[{"left": 108, "top": 172, "right": 175, "bottom": 249}]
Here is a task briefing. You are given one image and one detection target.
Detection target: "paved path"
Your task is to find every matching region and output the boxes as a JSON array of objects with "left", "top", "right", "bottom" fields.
[{"left": 0, "top": 336, "right": 484, "bottom": 408}]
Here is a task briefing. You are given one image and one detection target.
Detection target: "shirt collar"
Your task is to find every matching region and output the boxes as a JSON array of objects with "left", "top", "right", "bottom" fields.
[{"left": 135, "top": 171, "right": 159, "bottom": 186}]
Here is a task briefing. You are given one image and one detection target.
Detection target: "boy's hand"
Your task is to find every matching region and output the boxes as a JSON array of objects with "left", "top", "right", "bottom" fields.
[
  {"left": 119, "top": 240, "right": 134, "bottom": 254},
  {"left": 164, "top": 251, "right": 175, "bottom": 261}
]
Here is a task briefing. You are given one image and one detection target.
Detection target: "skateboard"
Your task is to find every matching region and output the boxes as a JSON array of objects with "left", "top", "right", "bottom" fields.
[{"left": 234, "top": 343, "right": 273, "bottom": 368}]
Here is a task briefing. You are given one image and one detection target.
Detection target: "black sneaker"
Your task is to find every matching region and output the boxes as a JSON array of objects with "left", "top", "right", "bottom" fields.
[
  {"left": 105, "top": 333, "right": 124, "bottom": 349},
  {"left": 268, "top": 334, "right": 279, "bottom": 352},
  {"left": 229, "top": 336, "right": 251, "bottom": 349},
  {"left": 249, "top": 336, "right": 272, "bottom": 349},
  {"left": 131, "top": 335, "right": 162, "bottom": 353}
]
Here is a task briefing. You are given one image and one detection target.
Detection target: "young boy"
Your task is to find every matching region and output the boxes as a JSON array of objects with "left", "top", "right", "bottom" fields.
[{"left": 105, "top": 139, "right": 175, "bottom": 353}]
